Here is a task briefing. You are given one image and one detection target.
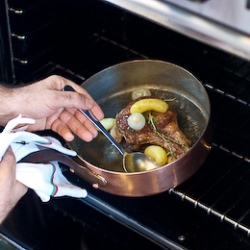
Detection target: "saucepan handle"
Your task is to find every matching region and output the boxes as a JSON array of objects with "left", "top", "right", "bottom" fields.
[{"left": 20, "top": 149, "right": 107, "bottom": 188}]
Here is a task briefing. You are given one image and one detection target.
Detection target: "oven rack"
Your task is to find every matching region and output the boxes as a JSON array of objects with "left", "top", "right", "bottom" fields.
[
  {"left": 170, "top": 78, "right": 250, "bottom": 237},
  {"left": 17, "top": 14, "right": 250, "bottom": 239},
  {"left": 170, "top": 143, "right": 250, "bottom": 237},
  {"left": 38, "top": 61, "right": 250, "bottom": 242}
]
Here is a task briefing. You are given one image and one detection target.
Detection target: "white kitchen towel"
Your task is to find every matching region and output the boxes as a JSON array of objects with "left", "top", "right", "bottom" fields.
[{"left": 0, "top": 115, "right": 87, "bottom": 202}]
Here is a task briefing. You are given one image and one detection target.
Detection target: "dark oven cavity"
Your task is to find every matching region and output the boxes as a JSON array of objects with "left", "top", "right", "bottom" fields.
[{"left": 0, "top": 0, "right": 250, "bottom": 249}]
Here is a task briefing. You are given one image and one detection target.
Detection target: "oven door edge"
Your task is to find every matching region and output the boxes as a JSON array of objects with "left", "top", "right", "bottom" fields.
[{"left": 102, "top": 0, "right": 250, "bottom": 61}]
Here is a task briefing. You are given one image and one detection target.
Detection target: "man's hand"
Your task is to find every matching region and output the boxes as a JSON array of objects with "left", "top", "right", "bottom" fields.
[{"left": 0, "top": 75, "right": 104, "bottom": 142}]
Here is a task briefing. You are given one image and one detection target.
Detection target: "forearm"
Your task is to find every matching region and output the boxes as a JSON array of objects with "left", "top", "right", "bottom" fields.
[
  {"left": 0, "top": 85, "right": 16, "bottom": 126},
  {"left": 0, "top": 84, "right": 28, "bottom": 126}
]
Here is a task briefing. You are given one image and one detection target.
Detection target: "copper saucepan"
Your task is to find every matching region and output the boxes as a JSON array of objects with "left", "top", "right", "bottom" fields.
[{"left": 68, "top": 60, "right": 212, "bottom": 196}]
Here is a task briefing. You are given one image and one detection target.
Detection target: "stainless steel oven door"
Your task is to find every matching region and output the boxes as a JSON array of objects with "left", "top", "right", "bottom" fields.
[{"left": 164, "top": 0, "right": 250, "bottom": 35}]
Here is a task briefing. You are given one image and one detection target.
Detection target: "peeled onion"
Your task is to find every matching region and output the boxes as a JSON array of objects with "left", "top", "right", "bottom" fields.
[
  {"left": 131, "top": 88, "right": 151, "bottom": 100},
  {"left": 127, "top": 113, "right": 146, "bottom": 130}
]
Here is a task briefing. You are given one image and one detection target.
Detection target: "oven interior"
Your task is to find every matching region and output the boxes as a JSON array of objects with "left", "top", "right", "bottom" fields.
[{"left": 1, "top": 0, "right": 250, "bottom": 249}]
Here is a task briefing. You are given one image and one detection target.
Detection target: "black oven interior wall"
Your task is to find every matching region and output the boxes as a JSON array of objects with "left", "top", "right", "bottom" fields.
[
  {"left": 6, "top": 0, "right": 145, "bottom": 83},
  {"left": 1, "top": 0, "right": 250, "bottom": 249},
  {"left": 6, "top": 0, "right": 246, "bottom": 87}
]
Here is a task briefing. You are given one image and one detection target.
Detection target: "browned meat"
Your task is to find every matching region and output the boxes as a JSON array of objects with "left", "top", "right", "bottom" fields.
[{"left": 116, "top": 97, "right": 191, "bottom": 161}]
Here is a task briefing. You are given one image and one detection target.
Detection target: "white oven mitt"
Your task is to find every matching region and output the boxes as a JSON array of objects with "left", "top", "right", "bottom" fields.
[{"left": 0, "top": 115, "right": 87, "bottom": 202}]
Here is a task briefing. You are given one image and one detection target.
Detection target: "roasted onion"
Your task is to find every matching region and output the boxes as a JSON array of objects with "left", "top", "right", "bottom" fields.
[
  {"left": 131, "top": 88, "right": 151, "bottom": 100},
  {"left": 127, "top": 113, "right": 146, "bottom": 131}
]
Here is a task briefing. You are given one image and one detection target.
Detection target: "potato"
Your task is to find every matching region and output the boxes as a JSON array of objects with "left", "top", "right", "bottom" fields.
[
  {"left": 130, "top": 98, "right": 168, "bottom": 114},
  {"left": 100, "top": 118, "right": 116, "bottom": 131},
  {"left": 144, "top": 145, "right": 168, "bottom": 166},
  {"left": 131, "top": 88, "right": 151, "bottom": 100}
]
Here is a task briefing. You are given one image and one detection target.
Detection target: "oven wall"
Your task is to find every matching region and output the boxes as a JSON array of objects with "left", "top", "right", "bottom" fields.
[
  {"left": 5, "top": 0, "right": 249, "bottom": 88},
  {"left": 0, "top": 0, "right": 14, "bottom": 83},
  {"left": 4, "top": 0, "right": 116, "bottom": 84}
]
